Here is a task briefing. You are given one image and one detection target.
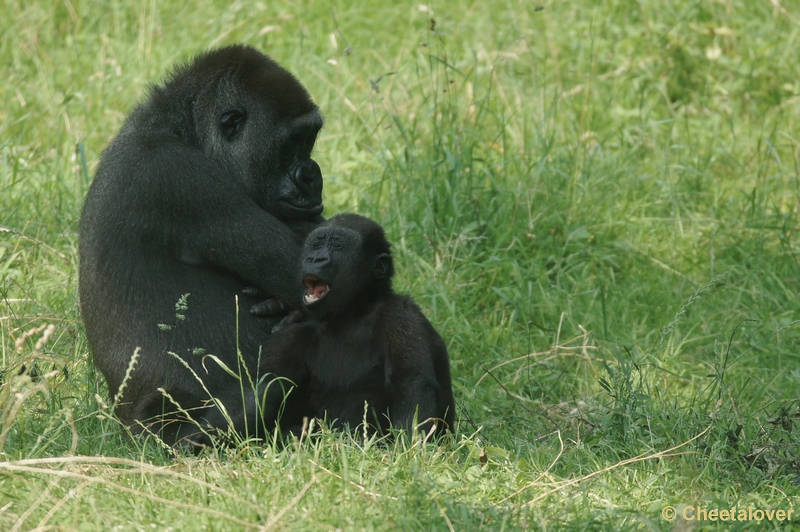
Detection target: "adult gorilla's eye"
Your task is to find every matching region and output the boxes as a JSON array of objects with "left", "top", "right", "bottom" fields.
[
  {"left": 220, "top": 109, "right": 246, "bottom": 139},
  {"left": 281, "top": 143, "right": 299, "bottom": 169},
  {"left": 301, "top": 131, "right": 318, "bottom": 157}
]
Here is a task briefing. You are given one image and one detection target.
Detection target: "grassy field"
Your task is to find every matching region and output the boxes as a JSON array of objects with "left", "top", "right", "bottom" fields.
[{"left": 2, "top": 0, "right": 800, "bottom": 529}]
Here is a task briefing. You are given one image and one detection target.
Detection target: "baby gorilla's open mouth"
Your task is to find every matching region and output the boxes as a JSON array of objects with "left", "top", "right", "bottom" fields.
[{"left": 304, "top": 274, "right": 330, "bottom": 304}]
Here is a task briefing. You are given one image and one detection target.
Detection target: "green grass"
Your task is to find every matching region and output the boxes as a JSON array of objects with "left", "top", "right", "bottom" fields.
[{"left": 2, "top": 0, "right": 800, "bottom": 529}]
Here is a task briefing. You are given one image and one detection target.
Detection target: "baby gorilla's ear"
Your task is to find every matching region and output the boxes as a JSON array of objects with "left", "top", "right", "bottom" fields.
[{"left": 373, "top": 253, "right": 391, "bottom": 279}]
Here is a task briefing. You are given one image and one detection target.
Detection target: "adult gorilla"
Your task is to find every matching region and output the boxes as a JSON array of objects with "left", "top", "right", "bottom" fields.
[{"left": 79, "top": 45, "right": 324, "bottom": 448}]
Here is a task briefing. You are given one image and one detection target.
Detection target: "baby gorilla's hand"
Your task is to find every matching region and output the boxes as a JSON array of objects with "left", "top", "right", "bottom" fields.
[{"left": 271, "top": 309, "right": 307, "bottom": 333}]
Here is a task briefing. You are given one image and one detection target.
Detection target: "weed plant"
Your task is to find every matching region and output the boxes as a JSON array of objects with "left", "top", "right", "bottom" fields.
[{"left": 1, "top": 0, "right": 799, "bottom": 530}]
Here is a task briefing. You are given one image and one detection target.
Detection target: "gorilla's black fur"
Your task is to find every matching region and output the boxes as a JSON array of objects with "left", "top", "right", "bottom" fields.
[
  {"left": 79, "top": 45, "right": 324, "bottom": 447},
  {"left": 266, "top": 214, "right": 456, "bottom": 437}
]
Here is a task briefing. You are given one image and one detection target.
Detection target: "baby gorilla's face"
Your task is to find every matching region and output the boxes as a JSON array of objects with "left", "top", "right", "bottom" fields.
[
  {"left": 298, "top": 214, "right": 393, "bottom": 322},
  {"left": 300, "top": 225, "right": 358, "bottom": 318}
]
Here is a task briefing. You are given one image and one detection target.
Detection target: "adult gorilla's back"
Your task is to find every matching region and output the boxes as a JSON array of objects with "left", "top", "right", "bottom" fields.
[{"left": 79, "top": 45, "right": 324, "bottom": 447}]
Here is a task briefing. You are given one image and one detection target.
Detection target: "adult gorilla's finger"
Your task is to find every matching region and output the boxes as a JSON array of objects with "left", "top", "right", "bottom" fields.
[
  {"left": 250, "top": 298, "right": 287, "bottom": 317},
  {"left": 242, "top": 286, "right": 268, "bottom": 298}
]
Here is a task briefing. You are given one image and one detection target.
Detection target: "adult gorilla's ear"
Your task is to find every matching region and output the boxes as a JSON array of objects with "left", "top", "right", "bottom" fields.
[{"left": 373, "top": 253, "right": 391, "bottom": 279}]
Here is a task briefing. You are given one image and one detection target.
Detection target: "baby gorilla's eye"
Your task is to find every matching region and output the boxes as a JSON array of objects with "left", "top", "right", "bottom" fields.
[{"left": 328, "top": 237, "right": 345, "bottom": 251}]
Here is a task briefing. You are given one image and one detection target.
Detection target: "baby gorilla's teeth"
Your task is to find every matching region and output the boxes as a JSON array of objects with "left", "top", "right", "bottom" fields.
[{"left": 305, "top": 293, "right": 318, "bottom": 304}]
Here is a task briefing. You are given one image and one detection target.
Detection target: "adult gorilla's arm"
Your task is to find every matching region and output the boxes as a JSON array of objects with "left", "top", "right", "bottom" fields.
[{"left": 109, "top": 134, "right": 308, "bottom": 309}]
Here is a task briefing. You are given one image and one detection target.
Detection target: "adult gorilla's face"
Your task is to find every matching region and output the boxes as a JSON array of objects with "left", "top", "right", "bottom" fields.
[{"left": 194, "top": 54, "right": 324, "bottom": 221}]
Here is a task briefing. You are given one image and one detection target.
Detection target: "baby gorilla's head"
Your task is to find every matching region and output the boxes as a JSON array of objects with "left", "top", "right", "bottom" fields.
[{"left": 300, "top": 214, "right": 394, "bottom": 322}]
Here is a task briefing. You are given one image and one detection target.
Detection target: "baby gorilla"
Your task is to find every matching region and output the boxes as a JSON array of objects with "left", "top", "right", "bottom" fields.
[{"left": 262, "top": 214, "right": 455, "bottom": 437}]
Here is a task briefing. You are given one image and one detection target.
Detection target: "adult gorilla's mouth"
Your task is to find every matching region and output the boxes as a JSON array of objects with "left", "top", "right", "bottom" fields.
[
  {"left": 304, "top": 274, "right": 329, "bottom": 304},
  {"left": 281, "top": 200, "right": 324, "bottom": 217}
]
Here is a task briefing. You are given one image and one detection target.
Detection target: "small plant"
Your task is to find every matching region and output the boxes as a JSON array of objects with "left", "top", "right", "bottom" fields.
[
  {"left": 157, "top": 293, "right": 190, "bottom": 331},
  {"left": 598, "top": 345, "right": 651, "bottom": 443}
]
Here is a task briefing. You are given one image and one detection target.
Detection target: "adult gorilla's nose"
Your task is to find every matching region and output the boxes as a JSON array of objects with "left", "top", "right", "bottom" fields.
[{"left": 293, "top": 159, "right": 323, "bottom": 201}]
